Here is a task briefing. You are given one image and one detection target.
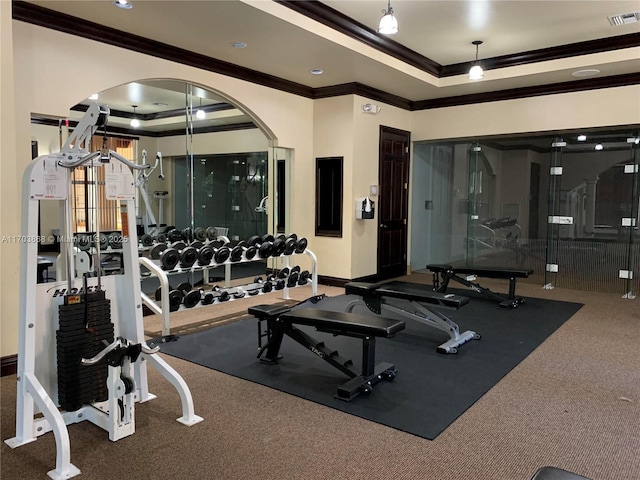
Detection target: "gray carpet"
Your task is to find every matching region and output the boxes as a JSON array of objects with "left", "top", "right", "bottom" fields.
[{"left": 157, "top": 287, "right": 583, "bottom": 439}]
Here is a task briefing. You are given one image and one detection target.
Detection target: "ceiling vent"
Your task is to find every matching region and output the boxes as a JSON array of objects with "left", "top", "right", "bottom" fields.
[{"left": 608, "top": 12, "right": 640, "bottom": 26}]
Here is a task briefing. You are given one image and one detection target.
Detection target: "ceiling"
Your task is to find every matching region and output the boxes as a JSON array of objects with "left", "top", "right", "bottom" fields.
[{"left": 17, "top": 0, "right": 640, "bottom": 136}]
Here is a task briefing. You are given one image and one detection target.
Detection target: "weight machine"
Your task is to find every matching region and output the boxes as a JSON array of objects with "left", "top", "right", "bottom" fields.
[
  {"left": 5, "top": 102, "right": 203, "bottom": 479},
  {"left": 136, "top": 148, "right": 167, "bottom": 235}
]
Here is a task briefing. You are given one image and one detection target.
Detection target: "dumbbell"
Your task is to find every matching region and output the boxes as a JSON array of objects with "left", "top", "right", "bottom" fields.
[
  {"left": 201, "top": 289, "right": 215, "bottom": 305},
  {"left": 75, "top": 233, "right": 93, "bottom": 251},
  {"left": 210, "top": 285, "right": 230, "bottom": 302},
  {"left": 193, "top": 227, "right": 208, "bottom": 242},
  {"left": 298, "top": 270, "right": 311, "bottom": 285},
  {"left": 154, "top": 284, "right": 184, "bottom": 312},
  {"left": 247, "top": 234, "right": 274, "bottom": 258},
  {"left": 229, "top": 241, "right": 258, "bottom": 262},
  {"left": 197, "top": 244, "right": 215, "bottom": 266},
  {"left": 159, "top": 241, "right": 197, "bottom": 269},
  {"left": 294, "top": 237, "right": 308, "bottom": 254},
  {"left": 283, "top": 233, "right": 298, "bottom": 255},
  {"left": 246, "top": 276, "right": 273, "bottom": 294},
  {"left": 149, "top": 243, "right": 180, "bottom": 270},
  {"left": 166, "top": 228, "right": 184, "bottom": 243},
  {"left": 141, "top": 234, "right": 155, "bottom": 247},
  {"left": 108, "top": 231, "right": 123, "bottom": 249},
  {"left": 205, "top": 226, "right": 218, "bottom": 241}
]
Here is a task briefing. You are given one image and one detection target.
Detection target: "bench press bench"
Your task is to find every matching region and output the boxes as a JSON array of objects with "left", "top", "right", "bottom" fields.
[
  {"left": 344, "top": 281, "right": 480, "bottom": 354},
  {"left": 427, "top": 264, "right": 533, "bottom": 309},
  {"left": 249, "top": 304, "right": 405, "bottom": 401}
]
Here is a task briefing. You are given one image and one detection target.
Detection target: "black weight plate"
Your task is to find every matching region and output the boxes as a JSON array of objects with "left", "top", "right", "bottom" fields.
[
  {"left": 150, "top": 243, "right": 167, "bottom": 259},
  {"left": 230, "top": 246, "right": 243, "bottom": 262},
  {"left": 291, "top": 265, "right": 301, "bottom": 274},
  {"left": 179, "top": 246, "right": 198, "bottom": 268},
  {"left": 168, "top": 290, "right": 183, "bottom": 312},
  {"left": 271, "top": 238, "right": 286, "bottom": 256},
  {"left": 247, "top": 235, "right": 261, "bottom": 247},
  {"left": 160, "top": 248, "right": 179, "bottom": 270},
  {"left": 191, "top": 241, "right": 203, "bottom": 250},
  {"left": 198, "top": 246, "right": 214, "bottom": 266},
  {"left": 108, "top": 232, "right": 122, "bottom": 249},
  {"left": 167, "top": 228, "right": 183, "bottom": 242},
  {"left": 206, "top": 226, "right": 217, "bottom": 240},
  {"left": 236, "top": 240, "right": 247, "bottom": 248},
  {"left": 276, "top": 234, "right": 287, "bottom": 241},
  {"left": 288, "top": 233, "right": 298, "bottom": 241},
  {"left": 140, "top": 234, "right": 154, "bottom": 247},
  {"left": 261, "top": 233, "right": 275, "bottom": 243},
  {"left": 156, "top": 233, "right": 167, "bottom": 244},
  {"left": 218, "top": 291, "right": 230, "bottom": 302},
  {"left": 183, "top": 290, "right": 201, "bottom": 308},
  {"left": 194, "top": 227, "right": 207, "bottom": 242},
  {"left": 245, "top": 246, "right": 257, "bottom": 260},
  {"left": 287, "top": 272, "right": 299, "bottom": 287},
  {"left": 278, "top": 268, "right": 290, "bottom": 279},
  {"left": 201, "top": 292, "right": 215, "bottom": 305},
  {"left": 182, "top": 227, "right": 193, "bottom": 242},
  {"left": 76, "top": 234, "right": 92, "bottom": 251},
  {"left": 214, "top": 246, "right": 230, "bottom": 264},
  {"left": 275, "top": 279, "right": 285, "bottom": 290},
  {"left": 171, "top": 241, "right": 187, "bottom": 252},
  {"left": 298, "top": 271, "right": 310, "bottom": 285},
  {"left": 284, "top": 238, "right": 296, "bottom": 255},
  {"left": 295, "top": 237, "right": 308, "bottom": 254},
  {"left": 176, "top": 282, "right": 192, "bottom": 293},
  {"left": 258, "top": 242, "right": 272, "bottom": 258},
  {"left": 99, "top": 232, "right": 109, "bottom": 250},
  {"left": 262, "top": 282, "right": 273, "bottom": 293}
]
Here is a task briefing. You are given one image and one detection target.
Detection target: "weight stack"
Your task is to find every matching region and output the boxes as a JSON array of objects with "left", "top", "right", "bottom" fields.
[{"left": 56, "top": 290, "right": 114, "bottom": 412}]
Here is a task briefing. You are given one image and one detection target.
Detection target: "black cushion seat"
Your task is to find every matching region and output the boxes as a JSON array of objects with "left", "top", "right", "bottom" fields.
[
  {"left": 427, "top": 263, "right": 532, "bottom": 279},
  {"left": 281, "top": 308, "right": 405, "bottom": 338}
]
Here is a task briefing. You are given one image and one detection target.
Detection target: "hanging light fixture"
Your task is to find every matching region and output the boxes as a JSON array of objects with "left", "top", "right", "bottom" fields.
[
  {"left": 130, "top": 105, "right": 140, "bottom": 128},
  {"left": 468, "top": 40, "right": 484, "bottom": 80},
  {"left": 196, "top": 98, "right": 206, "bottom": 120},
  {"left": 378, "top": 0, "right": 398, "bottom": 35}
]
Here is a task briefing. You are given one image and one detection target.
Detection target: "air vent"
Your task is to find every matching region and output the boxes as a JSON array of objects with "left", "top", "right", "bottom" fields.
[{"left": 608, "top": 12, "right": 640, "bottom": 26}]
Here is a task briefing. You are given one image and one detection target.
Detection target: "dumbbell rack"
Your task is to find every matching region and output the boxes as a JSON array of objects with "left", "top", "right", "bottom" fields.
[
  {"left": 5, "top": 103, "right": 203, "bottom": 480},
  {"left": 139, "top": 248, "right": 318, "bottom": 337}
]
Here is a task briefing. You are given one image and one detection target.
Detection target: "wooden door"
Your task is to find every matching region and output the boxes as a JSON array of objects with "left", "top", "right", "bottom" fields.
[{"left": 378, "top": 126, "right": 410, "bottom": 280}]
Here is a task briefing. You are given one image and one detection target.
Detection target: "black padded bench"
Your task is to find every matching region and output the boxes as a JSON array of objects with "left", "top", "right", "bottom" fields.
[
  {"left": 344, "top": 281, "right": 479, "bottom": 354},
  {"left": 531, "top": 467, "right": 591, "bottom": 480},
  {"left": 427, "top": 264, "right": 533, "bottom": 309},
  {"left": 249, "top": 304, "right": 405, "bottom": 401}
]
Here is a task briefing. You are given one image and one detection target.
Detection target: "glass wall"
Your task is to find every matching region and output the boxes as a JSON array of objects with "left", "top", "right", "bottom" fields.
[{"left": 412, "top": 128, "right": 640, "bottom": 297}]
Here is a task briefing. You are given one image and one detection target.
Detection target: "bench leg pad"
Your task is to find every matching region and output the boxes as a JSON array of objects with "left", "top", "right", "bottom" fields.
[{"left": 335, "top": 363, "right": 397, "bottom": 401}]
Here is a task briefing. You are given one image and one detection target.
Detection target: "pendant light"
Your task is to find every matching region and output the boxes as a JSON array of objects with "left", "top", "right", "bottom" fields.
[
  {"left": 468, "top": 40, "right": 484, "bottom": 80},
  {"left": 130, "top": 105, "right": 140, "bottom": 128},
  {"left": 378, "top": 0, "right": 398, "bottom": 35},
  {"left": 196, "top": 98, "right": 206, "bottom": 120}
]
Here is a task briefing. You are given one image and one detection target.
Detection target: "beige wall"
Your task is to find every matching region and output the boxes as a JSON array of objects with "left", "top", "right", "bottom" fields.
[
  {"left": 1, "top": 2, "right": 20, "bottom": 358},
  {"left": 2, "top": 16, "right": 639, "bottom": 358}
]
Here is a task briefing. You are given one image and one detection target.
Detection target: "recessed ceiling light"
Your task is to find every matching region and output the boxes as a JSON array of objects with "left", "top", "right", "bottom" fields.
[
  {"left": 152, "top": 102, "right": 169, "bottom": 107},
  {"left": 113, "top": 0, "right": 132, "bottom": 9},
  {"left": 594, "top": 143, "right": 604, "bottom": 151},
  {"left": 571, "top": 69, "right": 600, "bottom": 78},
  {"left": 310, "top": 69, "right": 324, "bottom": 75},
  {"left": 577, "top": 134, "right": 587, "bottom": 141},
  {"left": 230, "top": 42, "right": 247, "bottom": 49}
]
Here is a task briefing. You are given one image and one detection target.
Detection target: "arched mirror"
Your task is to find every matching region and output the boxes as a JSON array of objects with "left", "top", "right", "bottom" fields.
[{"left": 35, "top": 79, "right": 290, "bottom": 286}]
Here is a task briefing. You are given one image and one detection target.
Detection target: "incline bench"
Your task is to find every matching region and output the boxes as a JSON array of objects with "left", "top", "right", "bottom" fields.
[
  {"left": 427, "top": 264, "right": 533, "bottom": 309},
  {"left": 344, "top": 281, "right": 480, "bottom": 354},
  {"left": 249, "top": 304, "right": 405, "bottom": 401}
]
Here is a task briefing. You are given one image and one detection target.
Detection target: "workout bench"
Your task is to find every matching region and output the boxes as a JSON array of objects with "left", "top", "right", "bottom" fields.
[
  {"left": 427, "top": 264, "right": 533, "bottom": 309},
  {"left": 249, "top": 304, "right": 405, "bottom": 401},
  {"left": 344, "top": 281, "right": 479, "bottom": 354}
]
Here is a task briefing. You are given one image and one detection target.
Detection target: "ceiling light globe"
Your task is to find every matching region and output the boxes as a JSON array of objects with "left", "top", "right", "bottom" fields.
[
  {"left": 378, "top": 14, "right": 398, "bottom": 35},
  {"left": 468, "top": 64, "right": 484, "bottom": 80},
  {"left": 130, "top": 118, "right": 140, "bottom": 128},
  {"left": 196, "top": 109, "right": 206, "bottom": 120}
]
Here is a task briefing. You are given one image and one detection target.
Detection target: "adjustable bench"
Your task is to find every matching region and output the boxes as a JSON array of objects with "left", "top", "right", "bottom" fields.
[
  {"left": 427, "top": 264, "right": 533, "bottom": 309},
  {"left": 344, "top": 281, "right": 480, "bottom": 354},
  {"left": 249, "top": 304, "right": 405, "bottom": 401}
]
